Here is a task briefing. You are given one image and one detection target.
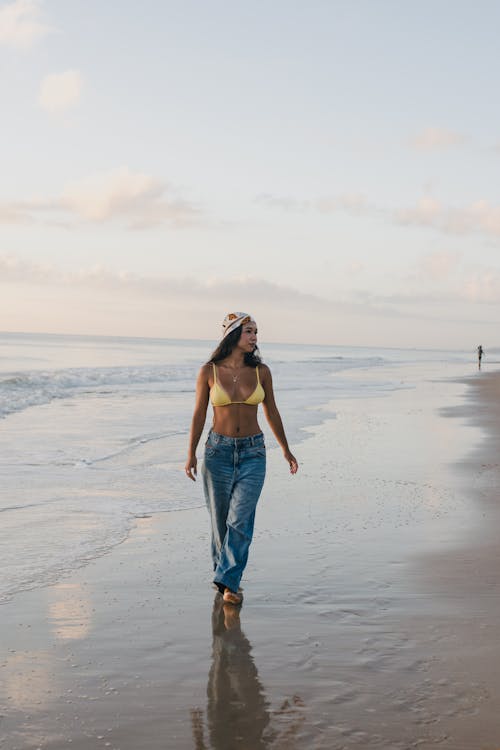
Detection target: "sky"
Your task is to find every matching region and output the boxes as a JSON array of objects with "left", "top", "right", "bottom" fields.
[{"left": 1, "top": 0, "right": 500, "bottom": 348}]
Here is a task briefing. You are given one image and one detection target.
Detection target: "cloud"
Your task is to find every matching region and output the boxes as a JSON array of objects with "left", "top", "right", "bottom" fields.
[
  {"left": 417, "top": 250, "right": 462, "bottom": 282},
  {"left": 396, "top": 196, "right": 442, "bottom": 226},
  {"left": 466, "top": 200, "right": 500, "bottom": 236},
  {"left": 349, "top": 281, "right": 500, "bottom": 321},
  {"left": 404, "top": 251, "right": 500, "bottom": 306},
  {"left": 257, "top": 188, "right": 500, "bottom": 242},
  {"left": 396, "top": 197, "right": 500, "bottom": 239},
  {"left": 317, "top": 193, "right": 370, "bottom": 214},
  {"left": 0, "top": 256, "right": 334, "bottom": 338},
  {"left": 4, "top": 254, "right": 500, "bottom": 346},
  {"left": 0, "top": 254, "right": 53, "bottom": 281},
  {"left": 1, "top": 257, "right": 344, "bottom": 345},
  {"left": 0, "top": 203, "right": 34, "bottom": 224},
  {"left": 254, "top": 194, "right": 311, "bottom": 212},
  {"left": 255, "top": 192, "right": 372, "bottom": 216},
  {"left": 5, "top": 253, "right": 496, "bottom": 316},
  {"left": 0, "top": 254, "right": 293, "bottom": 293},
  {"left": 60, "top": 168, "right": 193, "bottom": 226},
  {"left": 346, "top": 261, "right": 365, "bottom": 275},
  {"left": 0, "top": 167, "right": 199, "bottom": 229},
  {"left": 410, "top": 127, "right": 466, "bottom": 151},
  {"left": 39, "top": 70, "right": 83, "bottom": 114},
  {"left": 460, "top": 269, "right": 500, "bottom": 303},
  {"left": 0, "top": 0, "right": 52, "bottom": 48}
]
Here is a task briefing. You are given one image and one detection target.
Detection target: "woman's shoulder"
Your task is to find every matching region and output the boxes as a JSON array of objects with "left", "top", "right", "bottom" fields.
[
  {"left": 199, "top": 362, "right": 213, "bottom": 378},
  {"left": 257, "top": 362, "right": 271, "bottom": 376}
]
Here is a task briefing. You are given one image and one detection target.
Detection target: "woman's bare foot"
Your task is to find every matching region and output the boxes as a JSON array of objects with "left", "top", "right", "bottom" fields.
[{"left": 223, "top": 587, "right": 243, "bottom": 605}]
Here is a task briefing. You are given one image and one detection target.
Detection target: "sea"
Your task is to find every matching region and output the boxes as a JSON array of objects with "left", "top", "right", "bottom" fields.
[{"left": 0, "top": 331, "right": 477, "bottom": 605}]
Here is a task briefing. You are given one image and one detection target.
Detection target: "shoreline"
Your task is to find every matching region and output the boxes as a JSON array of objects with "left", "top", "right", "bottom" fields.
[{"left": 2, "top": 364, "right": 500, "bottom": 749}]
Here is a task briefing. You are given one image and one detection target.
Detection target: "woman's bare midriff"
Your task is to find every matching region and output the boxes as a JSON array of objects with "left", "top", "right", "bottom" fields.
[{"left": 212, "top": 404, "right": 261, "bottom": 437}]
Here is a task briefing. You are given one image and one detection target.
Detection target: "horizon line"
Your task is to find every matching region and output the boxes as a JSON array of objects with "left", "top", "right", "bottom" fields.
[{"left": 0, "top": 329, "right": 481, "bottom": 355}]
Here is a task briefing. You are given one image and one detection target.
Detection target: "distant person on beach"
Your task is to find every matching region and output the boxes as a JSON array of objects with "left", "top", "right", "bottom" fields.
[
  {"left": 477, "top": 345, "right": 484, "bottom": 370},
  {"left": 185, "top": 312, "right": 298, "bottom": 605}
]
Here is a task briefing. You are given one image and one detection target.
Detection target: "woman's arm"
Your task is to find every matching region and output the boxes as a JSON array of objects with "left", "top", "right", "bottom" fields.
[
  {"left": 261, "top": 365, "right": 298, "bottom": 475},
  {"left": 185, "top": 364, "right": 210, "bottom": 481}
]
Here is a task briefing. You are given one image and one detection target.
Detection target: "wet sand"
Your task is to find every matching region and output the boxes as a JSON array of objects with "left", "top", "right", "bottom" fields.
[{"left": 2, "top": 364, "right": 500, "bottom": 749}]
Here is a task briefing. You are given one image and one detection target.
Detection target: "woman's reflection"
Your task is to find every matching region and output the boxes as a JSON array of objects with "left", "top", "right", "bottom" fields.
[{"left": 191, "top": 596, "right": 305, "bottom": 749}]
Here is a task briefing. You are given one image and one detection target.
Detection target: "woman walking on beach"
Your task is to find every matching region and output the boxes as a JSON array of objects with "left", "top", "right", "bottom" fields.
[{"left": 185, "top": 312, "right": 298, "bottom": 605}]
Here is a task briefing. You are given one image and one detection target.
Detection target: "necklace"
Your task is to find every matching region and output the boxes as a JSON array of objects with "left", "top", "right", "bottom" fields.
[{"left": 225, "top": 364, "right": 242, "bottom": 383}]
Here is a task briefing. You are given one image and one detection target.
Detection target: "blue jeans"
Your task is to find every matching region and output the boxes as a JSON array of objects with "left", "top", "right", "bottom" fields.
[{"left": 201, "top": 430, "right": 266, "bottom": 593}]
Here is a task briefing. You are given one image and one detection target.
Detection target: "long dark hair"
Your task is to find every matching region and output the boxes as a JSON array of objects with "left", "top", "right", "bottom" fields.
[{"left": 207, "top": 325, "right": 263, "bottom": 366}]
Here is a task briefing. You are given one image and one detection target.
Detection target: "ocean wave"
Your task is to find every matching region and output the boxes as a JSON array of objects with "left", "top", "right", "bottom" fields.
[{"left": 0, "top": 365, "right": 195, "bottom": 419}]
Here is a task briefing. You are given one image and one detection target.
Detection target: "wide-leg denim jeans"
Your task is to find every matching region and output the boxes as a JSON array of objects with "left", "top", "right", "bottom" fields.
[{"left": 201, "top": 429, "right": 266, "bottom": 593}]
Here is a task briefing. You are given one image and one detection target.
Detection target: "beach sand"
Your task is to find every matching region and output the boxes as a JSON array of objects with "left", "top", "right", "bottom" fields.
[{"left": 2, "top": 364, "right": 500, "bottom": 749}]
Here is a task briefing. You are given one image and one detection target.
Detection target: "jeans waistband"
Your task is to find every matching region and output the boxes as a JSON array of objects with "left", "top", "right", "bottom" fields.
[{"left": 208, "top": 429, "right": 264, "bottom": 448}]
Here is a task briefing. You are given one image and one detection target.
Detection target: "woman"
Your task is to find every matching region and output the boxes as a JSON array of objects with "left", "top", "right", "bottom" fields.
[{"left": 185, "top": 312, "right": 298, "bottom": 605}]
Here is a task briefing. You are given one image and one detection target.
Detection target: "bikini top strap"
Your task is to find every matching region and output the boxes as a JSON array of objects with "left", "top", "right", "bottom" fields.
[
  {"left": 256, "top": 366, "right": 260, "bottom": 383},
  {"left": 212, "top": 362, "right": 217, "bottom": 383}
]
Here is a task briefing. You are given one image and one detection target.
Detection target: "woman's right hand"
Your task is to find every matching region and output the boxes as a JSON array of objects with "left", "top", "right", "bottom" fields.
[{"left": 185, "top": 455, "right": 197, "bottom": 481}]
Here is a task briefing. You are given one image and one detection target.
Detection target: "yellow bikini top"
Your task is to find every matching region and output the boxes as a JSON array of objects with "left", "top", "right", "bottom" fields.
[{"left": 210, "top": 363, "right": 265, "bottom": 407}]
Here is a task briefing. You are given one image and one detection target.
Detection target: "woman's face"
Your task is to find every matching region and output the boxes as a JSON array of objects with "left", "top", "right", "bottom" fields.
[{"left": 238, "top": 321, "right": 258, "bottom": 352}]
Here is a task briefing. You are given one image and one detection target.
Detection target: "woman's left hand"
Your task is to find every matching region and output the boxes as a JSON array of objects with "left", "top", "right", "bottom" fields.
[{"left": 284, "top": 450, "right": 298, "bottom": 475}]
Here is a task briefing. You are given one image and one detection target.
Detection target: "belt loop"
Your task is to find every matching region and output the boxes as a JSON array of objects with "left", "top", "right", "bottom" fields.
[{"left": 250, "top": 435, "right": 255, "bottom": 446}]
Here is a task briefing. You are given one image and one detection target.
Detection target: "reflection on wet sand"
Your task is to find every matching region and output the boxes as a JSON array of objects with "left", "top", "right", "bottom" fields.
[
  {"left": 3, "top": 650, "right": 54, "bottom": 713},
  {"left": 191, "top": 598, "right": 305, "bottom": 749},
  {"left": 48, "top": 582, "right": 93, "bottom": 641}
]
